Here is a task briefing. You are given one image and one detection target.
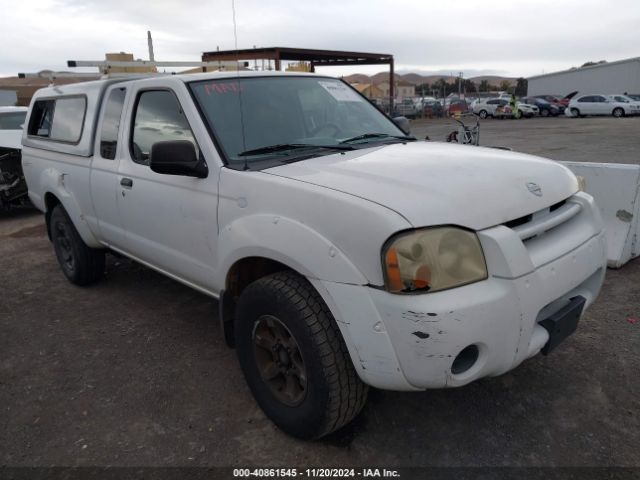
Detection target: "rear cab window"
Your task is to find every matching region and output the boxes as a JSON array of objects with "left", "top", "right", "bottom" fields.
[{"left": 28, "top": 96, "right": 87, "bottom": 143}]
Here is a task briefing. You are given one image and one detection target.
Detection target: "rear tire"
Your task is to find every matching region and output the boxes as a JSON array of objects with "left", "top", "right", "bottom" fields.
[
  {"left": 234, "top": 271, "right": 368, "bottom": 439},
  {"left": 478, "top": 110, "right": 488, "bottom": 119},
  {"left": 612, "top": 107, "right": 624, "bottom": 118},
  {"left": 541, "top": 109, "right": 549, "bottom": 117},
  {"left": 50, "top": 205, "right": 105, "bottom": 285}
]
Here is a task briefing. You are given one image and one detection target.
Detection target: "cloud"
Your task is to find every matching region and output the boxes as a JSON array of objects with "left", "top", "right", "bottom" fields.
[{"left": 0, "top": 0, "right": 638, "bottom": 78}]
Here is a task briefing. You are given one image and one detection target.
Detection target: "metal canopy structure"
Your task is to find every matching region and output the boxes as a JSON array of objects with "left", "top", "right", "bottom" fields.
[{"left": 202, "top": 47, "right": 396, "bottom": 109}]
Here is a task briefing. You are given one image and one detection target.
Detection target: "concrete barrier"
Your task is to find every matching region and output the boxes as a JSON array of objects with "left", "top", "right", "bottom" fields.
[{"left": 561, "top": 162, "right": 640, "bottom": 268}]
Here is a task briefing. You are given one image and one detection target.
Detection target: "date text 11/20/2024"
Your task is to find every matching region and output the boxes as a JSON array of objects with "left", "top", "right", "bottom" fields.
[{"left": 233, "top": 468, "right": 400, "bottom": 478}]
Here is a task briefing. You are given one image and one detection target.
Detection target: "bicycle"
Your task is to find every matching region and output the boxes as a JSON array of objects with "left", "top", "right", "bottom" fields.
[{"left": 445, "top": 115, "right": 480, "bottom": 146}]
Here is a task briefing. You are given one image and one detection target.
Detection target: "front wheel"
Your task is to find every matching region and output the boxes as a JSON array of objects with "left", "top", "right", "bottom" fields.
[
  {"left": 612, "top": 107, "right": 625, "bottom": 118},
  {"left": 570, "top": 108, "right": 581, "bottom": 117},
  {"left": 541, "top": 109, "right": 550, "bottom": 117},
  {"left": 234, "top": 271, "right": 368, "bottom": 439},
  {"left": 478, "top": 110, "right": 488, "bottom": 119},
  {"left": 50, "top": 205, "right": 105, "bottom": 285}
]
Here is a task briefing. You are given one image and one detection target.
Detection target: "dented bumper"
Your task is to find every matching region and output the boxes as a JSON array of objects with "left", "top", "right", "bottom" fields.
[{"left": 321, "top": 193, "right": 607, "bottom": 391}]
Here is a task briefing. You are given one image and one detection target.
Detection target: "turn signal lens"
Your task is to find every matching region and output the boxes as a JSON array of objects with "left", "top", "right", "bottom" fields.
[
  {"left": 385, "top": 247, "right": 404, "bottom": 292},
  {"left": 382, "top": 227, "right": 487, "bottom": 294}
]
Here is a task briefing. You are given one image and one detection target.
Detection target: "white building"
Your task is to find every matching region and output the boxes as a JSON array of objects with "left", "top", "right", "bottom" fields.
[{"left": 527, "top": 57, "right": 640, "bottom": 96}]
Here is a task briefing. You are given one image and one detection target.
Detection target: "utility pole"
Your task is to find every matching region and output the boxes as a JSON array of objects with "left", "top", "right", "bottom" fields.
[
  {"left": 147, "top": 31, "right": 155, "bottom": 62},
  {"left": 458, "top": 71, "right": 463, "bottom": 97}
]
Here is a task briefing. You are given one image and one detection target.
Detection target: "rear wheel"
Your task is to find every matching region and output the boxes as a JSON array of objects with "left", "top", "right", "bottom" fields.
[
  {"left": 612, "top": 107, "right": 625, "bottom": 118},
  {"left": 50, "top": 205, "right": 105, "bottom": 285},
  {"left": 478, "top": 110, "right": 488, "bottom": 119},
  {"left": 234, "top": 271, "right": 368, "bottom": 439},
  {"left": 541, "top": 108, "right": 550, "bottom": 117}
]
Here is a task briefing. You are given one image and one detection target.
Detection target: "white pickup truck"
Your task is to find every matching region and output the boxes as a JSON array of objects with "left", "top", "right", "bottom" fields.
[{"left": 22, "top": 71, "right": 607, "bottom": 439}]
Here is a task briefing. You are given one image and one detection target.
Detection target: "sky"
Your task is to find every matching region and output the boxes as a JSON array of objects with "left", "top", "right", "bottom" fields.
[{"left": 1, "top": 0, "right": 639, "bottom": 79}]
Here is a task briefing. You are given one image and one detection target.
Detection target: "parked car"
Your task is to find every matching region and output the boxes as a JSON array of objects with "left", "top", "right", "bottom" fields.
[
  {"left": 444, "top": 97, "right": 469, "bottom": 116},
  {"left": 535, "top": 92, "right": 577, "bottom": 108},
  {"left": 473, "top": 98, "right": 538, "bottom": 118},
  {"left": 511, "top": 102, "right": 539, "bottom": 118},
  {"left": 413, "top": 96, "right": 436, "bottom": 109},
  {"left": 521, "top": 97, "right": 563, "bottom": 116},
  {"left": 472, "top": 98, "right": 506, "bottom": 118},
  {"left": 0, "top": 106, "right": 29, "bottom": 209},
  {"left": 393, "top": 98, "right": 418, "bottom": 118},
  {"left": 627, "top": 94, "right": 640, "bottom": 101},
  {"left": 567, "top": 94, "right": 640, "bottom": 117},
  {"left": 608, "top": 94, "right": 640, "bottom": 112},
  {"left": 22, "top": 72, "right": 606, "bottom": 439},
  {"left": 421, "top": 99, "right": 443, "bottom": 117}
]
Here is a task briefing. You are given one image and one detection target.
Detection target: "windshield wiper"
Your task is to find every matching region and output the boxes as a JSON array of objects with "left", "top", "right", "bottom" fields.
[
  {"left": 339, "top": 133, "right": 416, "bottom": 144},
  {"left": 238, "top": 143, "right": 354, "bottom": 157}
]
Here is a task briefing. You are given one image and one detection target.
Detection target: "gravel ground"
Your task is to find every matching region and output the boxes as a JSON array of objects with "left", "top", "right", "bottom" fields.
[
  {"left": 410, "top": 115, "right": 640, "bottom": 164},
  {"left": 1, "top": 116, "right": 639, "bottom": 471}
]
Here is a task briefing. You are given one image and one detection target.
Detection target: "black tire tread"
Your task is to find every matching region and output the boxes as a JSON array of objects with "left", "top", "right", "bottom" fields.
[
  {"left": 246, "top": 271, "right": 368, "bottom": 438},
  {"left": 51, "top": 205, "right": 105, "bottom": 286}
]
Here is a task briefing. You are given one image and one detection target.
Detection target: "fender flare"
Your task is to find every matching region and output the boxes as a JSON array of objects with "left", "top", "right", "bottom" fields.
[
  {"left": 217, "top": 214, "right": 368, "bottom": 288},
  {"left": 40, "top": 168, "right": 101, "bottom": 248}
]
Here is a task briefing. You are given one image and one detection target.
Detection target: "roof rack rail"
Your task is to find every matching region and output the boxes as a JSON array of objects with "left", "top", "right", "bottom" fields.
[
  {"left": 67, "top": 60, "right": 222, "bottom": 69},
  {"left": 17, "top": 59, "right": 249, "bottom": 84},
  {"left": 16, "top": 71, "right": 168, "bottom": 84}
]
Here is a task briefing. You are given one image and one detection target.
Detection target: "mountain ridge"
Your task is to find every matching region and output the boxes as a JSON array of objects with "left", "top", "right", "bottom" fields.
[{"left": 344, "top": 72, "right": 516, "bottom": 86}]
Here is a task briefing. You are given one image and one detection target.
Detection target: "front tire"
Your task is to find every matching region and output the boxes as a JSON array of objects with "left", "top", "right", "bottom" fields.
[
  {"left": 234, "top": 271, "right": 368, "bottom": 439},
  {"left": 570, "top": 108, "right": 581, "bottom": 117},
  {"left": 612, "top": 107, "right": 624, "bottom": 118},
  {"left": 478, "top": 110, "right": 488, "bottom": 119},
  {"left": 50, "top": 205, "right": 105, "bottom": 285}
]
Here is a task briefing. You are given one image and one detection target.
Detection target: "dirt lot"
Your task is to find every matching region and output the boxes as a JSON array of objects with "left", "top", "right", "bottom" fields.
[{"left": 1, "top": 116, "right": 639, "bottom": 469}]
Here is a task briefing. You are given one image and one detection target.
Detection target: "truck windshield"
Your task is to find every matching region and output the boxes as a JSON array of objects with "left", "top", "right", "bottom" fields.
[{"left": 189, "top": 76, "right": 408, "bottom": 168}]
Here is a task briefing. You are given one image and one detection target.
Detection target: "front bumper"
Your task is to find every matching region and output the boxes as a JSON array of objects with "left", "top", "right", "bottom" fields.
[{"left": 319, "top": 192, "right": 607, "bottom": 391}]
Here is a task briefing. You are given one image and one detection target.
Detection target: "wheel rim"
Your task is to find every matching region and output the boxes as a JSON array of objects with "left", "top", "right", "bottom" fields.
[
  {"left": 613, "top": 108, "right": 622, "bottom": 117},
  {"left": 252, "top": 315, "right": 307, "bottom": 407},
  {"left": 54, "top": 222, "right": 75, "bottom": 271}
]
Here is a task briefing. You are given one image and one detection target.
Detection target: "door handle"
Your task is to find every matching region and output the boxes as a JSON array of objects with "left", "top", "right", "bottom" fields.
[{"left": 120, "top": 177, "right": 133, "bottom": 188}]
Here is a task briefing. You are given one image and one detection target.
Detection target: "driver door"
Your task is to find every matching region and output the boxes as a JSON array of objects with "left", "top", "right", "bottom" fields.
[{"left": 115, "top": 80, "right": 220, "bottom": 293}]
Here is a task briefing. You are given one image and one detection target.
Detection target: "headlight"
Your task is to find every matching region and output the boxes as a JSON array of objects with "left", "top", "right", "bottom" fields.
[{"left": 382, "top": 227, "right": 488, "bottom": 294}]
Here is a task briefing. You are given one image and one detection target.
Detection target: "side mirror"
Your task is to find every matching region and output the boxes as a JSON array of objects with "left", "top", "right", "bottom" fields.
[
  {"left": 150, "top": 140, "right": 208, "bottom": 178},
  {"left": 392, "top": 116, "right": 411, "bottom": 134}
]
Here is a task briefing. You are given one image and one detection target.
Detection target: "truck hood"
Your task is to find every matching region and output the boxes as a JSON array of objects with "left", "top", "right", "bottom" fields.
[{"left": 265, "top": 142, "right": 578, "bottom": 230}]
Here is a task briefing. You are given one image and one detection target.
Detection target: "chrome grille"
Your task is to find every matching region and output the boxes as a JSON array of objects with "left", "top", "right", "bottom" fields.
[{"left": 504, "top": 198, "right": 581, "bottom": 241}]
